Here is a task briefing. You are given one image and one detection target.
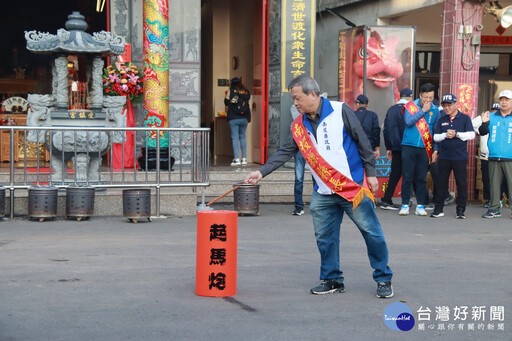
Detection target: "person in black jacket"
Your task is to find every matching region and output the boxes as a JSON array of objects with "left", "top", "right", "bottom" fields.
[
  {"left": 380, "top": 88, "right": 412, "bottom": 210},
  {"left": 430, "top": 94, "right": 475, "bottom": 219},
  {"left": 354, "top": 94, "right": 380, "bottom": 159},
  {"left": 224, "top": 77, "right": 251, "bottom": 166}
]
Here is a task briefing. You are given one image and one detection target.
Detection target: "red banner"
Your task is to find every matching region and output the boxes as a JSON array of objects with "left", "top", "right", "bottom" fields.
[
  {"left": 291, "top": 115, "right": 374, "bottom": 208},
  {"left": 481, "top": 35, "right": 512, "bottom": 45},
  {"left": 457, "top": 84, "right": 474, "bottom": 116},
  {"left": 404, "top": 101, "right": 433, "bottom": 162}
]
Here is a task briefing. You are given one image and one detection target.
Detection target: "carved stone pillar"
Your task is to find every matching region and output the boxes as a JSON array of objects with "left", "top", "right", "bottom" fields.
[
  {"left": 90, "top": 56, "right": 104, "bottom": 109},
  {"left": 55, "top": 56, "right": 68, "bottom": 109},
  {"left": 51, "top": 62, "right": 58, "bottom": 102}
]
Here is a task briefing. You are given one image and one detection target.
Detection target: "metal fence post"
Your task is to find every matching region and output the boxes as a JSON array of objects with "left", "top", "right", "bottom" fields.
[
  {"left": 9, "top": 127, "right": 15, "bottom": 219},
  {"left": 155, "top": 130, "right": 161, "bottom": 217}
]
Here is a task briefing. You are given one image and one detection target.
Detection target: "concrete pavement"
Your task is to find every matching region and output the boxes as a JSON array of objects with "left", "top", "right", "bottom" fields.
[{"left": 0, "top": 202, "right": 510, "bottom": 340}]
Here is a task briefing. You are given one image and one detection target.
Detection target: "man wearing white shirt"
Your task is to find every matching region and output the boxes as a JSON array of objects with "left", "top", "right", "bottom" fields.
[{"left": 431, "top": 94, "right": 475, "bottom": 219}]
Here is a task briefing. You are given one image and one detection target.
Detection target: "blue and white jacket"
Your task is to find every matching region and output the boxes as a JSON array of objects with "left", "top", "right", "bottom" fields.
[
  {"left": 259, "top": 98, "right": 375, "bottom": 194},
  {"left": 478, "top": 111, "right": 512, "bottom": 161}
]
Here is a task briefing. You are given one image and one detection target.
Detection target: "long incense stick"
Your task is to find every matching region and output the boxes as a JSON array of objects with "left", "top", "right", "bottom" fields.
[{"left": 206, "top": 183, "right": 244, "bottom": 206}]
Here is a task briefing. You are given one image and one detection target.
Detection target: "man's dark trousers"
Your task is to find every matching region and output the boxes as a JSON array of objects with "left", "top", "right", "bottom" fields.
[
  {"left": 382, "top": 150, "right": 402, "bottom": 204},
  {"left": 434, "top": 159, "right": 467, "bottom": 212},
  {"left": 401, "top": 146, "right": 429, "bottom": 206}
]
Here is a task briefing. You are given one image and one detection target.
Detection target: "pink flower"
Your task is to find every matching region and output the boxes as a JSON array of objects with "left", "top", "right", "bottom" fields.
[
  {"left": 128, "top": 73, "right": 139, "bottom": 84},
  {"left": 108, "top": 73, "right": 120, "bottom": 83}
]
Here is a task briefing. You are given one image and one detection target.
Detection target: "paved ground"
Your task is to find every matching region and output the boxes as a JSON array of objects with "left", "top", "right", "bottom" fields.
[{"left": 0, "top": 202, "right": 510, "bottom": 341}]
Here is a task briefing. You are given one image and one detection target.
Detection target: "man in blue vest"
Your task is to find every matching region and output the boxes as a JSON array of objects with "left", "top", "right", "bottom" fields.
[
  {"left": 399, "top": 83, "right": 440, "bottom": 216},
  {"left": 479, "top": 90, "right": 512, "bottom": 218},
  {"left": 430, "top": 94, "right": 475, "bottom": 219},
  {"left": 245, "top": 75, "right": 393, "bottom": 298}
]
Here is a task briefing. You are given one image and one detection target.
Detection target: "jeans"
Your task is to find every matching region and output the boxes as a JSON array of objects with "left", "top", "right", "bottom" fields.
[
  {"left": 229, "top": 118, "right": 248, "bottom": 159},
  {"left": 309, "top": 191, "right": 393, "bottom": 283},
  {"left": 294, "top": 152, "right": 306, "bottom": 208},
  {"left": 382, "top": 150, "right": 402, "bottom": 204},
  {"left": 401, "top": 146, "right": 429, "bottom": 206}
]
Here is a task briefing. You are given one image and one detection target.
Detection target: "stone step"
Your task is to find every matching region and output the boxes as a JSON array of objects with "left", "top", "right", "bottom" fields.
[
  {"left": 205, "top": 178, "right": 313, "bottom": 191},
  {"left": 203, "top": 167, "right": 313, "bottom": 204},
  {"left": 208, "top": 168, "right": 312, "bottom": 181},
  {"left": 199, "top": 193, "right": 313, "bottom": 205}
]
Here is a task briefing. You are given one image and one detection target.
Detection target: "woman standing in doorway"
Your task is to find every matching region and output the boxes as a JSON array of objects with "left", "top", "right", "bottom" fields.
[{"left": 225, "top": 77, "right": 251, "bottom": 166}]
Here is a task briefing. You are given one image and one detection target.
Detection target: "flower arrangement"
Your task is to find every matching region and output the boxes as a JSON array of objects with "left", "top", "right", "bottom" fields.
[{"left": 103, "top": 61, "right": 143, "bottom": 101}]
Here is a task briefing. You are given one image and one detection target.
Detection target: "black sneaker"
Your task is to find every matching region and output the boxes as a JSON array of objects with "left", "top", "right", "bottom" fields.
[
  {"left": 482, "top": 209, "right": 501, "bottom": 218},
  {"left": 444, "top": 194, "right": 455, "bottom": 205},
  {"left": 430, "top": 209, "right": 444, "bottom": 218},
  {"left": 292, "top": 207, "right": 304, "bottom": 216},
  {"left": 456, "top": 208, "right": 466, "bottom": 219},
  {"left": 380, "top": 202, "right": 399, "bottom": 210},
  {"left": 310, "top": 279, "right": 345, "bottom": 295},
  {"left": 376, "top": 281, "right": 394, "bottom": 298}
]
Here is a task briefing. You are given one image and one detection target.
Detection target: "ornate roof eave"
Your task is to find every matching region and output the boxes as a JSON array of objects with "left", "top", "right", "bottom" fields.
[{"left": 25, "top": 29, "right": 126, "bottom": 55}]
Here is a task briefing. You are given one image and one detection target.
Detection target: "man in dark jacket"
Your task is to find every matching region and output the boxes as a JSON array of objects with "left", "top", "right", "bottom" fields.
[
  {"left": 380, "top": 88, "right": 412, "bottom": 210},
  {"left": 431, "top": 94, "right": 475, "bottom": 219},
  {"left": 354, "top": 94, "right": 380, "bottom": 160}
]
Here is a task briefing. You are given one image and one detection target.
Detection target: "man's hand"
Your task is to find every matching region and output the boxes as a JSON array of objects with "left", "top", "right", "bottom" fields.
[
  {"left": 432, "top": 151, "right": 438, "bottom": 163},
  {"left": 367, "top": 176, "right": 379, "bottom": 194},
  {"left": 446, "top": 129, "right": 456, "bottom": 139},
  {"left": 245, "top": 171, "right": 263, "bottom": 185},
  {"left": 373, "top": 147, "right": 380, "bottom": 160},
  {"left": 422, "top": 101, "right": 432, "bottom": 113},
  {"left": 481, "top": 111, "right": 490, "bottom": 123},
  {"left": 386, "top": 150, "right": 392, "bottom": 160}
]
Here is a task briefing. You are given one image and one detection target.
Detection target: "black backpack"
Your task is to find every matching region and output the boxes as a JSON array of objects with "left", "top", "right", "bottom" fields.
[{"left": 232, "top": 90, "right": 249, "bottom": 114}]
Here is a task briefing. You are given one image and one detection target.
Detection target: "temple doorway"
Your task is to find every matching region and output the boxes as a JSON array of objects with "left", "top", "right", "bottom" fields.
[{"left": 201, "top": 0, "right": 268, "bottom": 165}]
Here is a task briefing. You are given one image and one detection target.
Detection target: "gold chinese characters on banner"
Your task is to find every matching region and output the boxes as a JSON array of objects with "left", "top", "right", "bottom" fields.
[{"left": 281, "top": 0, "right": 315, "bottom": 92}]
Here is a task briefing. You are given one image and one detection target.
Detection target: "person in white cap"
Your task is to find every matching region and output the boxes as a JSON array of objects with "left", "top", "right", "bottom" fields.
[
  {"left": 473, "top": 102, "right": 500, "bottom": 208},
  {"left": 479, "top": 90, "right": 512, "bottom": 218}
]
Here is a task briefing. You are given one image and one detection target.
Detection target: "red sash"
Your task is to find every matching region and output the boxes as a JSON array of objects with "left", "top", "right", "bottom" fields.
[
  {"left": 404, "top": 101, "right": 433, "bottom": 162},
  {"left": 292, "top": 115, "right": 374, "bottom": 208}
]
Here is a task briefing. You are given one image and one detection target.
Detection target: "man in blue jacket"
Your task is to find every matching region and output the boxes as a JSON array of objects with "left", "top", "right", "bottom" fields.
[
  {"left": 380, "top": 88, "right": 413, "bottom": 210},
  {"left": 399, "top": 83, "right": 440, "bottom": 216},
  {"left": 479, "top": 89, "right": 512, "bottom": 218},
  {"left": 354, "top": 94, "right": 381, "bottom": 160}
]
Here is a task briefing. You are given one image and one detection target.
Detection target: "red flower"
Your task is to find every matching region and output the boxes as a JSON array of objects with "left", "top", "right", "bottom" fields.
[{"left": 102, "top": 62, "right": 144, "bottom": 100}]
